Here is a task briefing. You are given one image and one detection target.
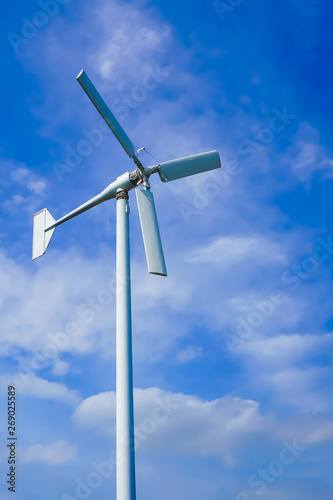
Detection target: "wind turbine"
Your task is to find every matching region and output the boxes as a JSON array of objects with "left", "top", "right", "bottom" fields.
[{"left": 32, "top": 70, "right": 221, "bottom": 500}]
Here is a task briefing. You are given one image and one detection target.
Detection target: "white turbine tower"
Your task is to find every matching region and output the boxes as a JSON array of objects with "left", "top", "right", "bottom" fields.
[{"left": 32, "top": 70, "right": 221, "bottom": 500}]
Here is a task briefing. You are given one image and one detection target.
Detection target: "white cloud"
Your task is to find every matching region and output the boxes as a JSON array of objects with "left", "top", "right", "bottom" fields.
[
  {"left": 10, "top": 167, "right": 30, "bottom": 183},
  {"left": 21, "top": 0, "right": 174, "bottom": 142},
  {"left": 267, "top": 366, "right": 332, "bottom": 413},
  {"left": 0, "top": 246, "right": 200, "bottom": 368},
  {"left": 303, "top": 421, "right": 333, "bottom": 444},
  {"left": 72, "top": 387, "right": 268, "bottom": 462},
  {"left": 237, "top": 333, "right": 333, "bottom": 365},
  {"left": 27, "top": 180, "right": 47, "bottom": 196},
  {"left": 2, "top": 194, "right": 25, "bottom": 211},
  {"left": 20, "top": 440, "right": 77, "bottom": 465},
  {"left": 284, "top": 122, "right": 333, "bottom": 182},
  {"left": 1, "top": 159, "right": 48, "bottom": 213},
  {"left": 0, "top": 373, "right": 81, "bottom": 405},
  {"left": 233, "top": 333, "right": 333, "bottom": 412},
  {"left": 0, "top": 249, "right": 116, "bottom": 357},
  {"left": 176, "top": 344, "right": 203, "bottom": 363},
  {"left": 97, "top": 19, "right": 171, "bottom": 83},
  {"left": 72, "top": 386, "right": 333, "bottom": 464},
  {"left": 7, "top": 161, "right": 47, "bottom": 193},
  {"left": 130, "top": 267, "right": 194, "bottom": 361},
  {"left": 72, "top": 390, "right": 116, "bottom": 434},
  {"left": 51, "top": 357, "right": 70, "bottom": 377},
  {"left": 187, "top": 235, "right": 287, "bottom": 266},
  {"left": 19, "top": 0, "right": 228, "bottom": 168}
]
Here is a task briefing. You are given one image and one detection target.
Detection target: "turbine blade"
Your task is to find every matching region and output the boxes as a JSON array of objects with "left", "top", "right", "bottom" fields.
[
  {"left": 136, "top": 189, "right": 167, "bottom": 277},
  {"left": 76, "top": 70, "right": 137, "bottom": 160},
  {"left": 157, "top": 150, "right": 221, "bottom": 182}
]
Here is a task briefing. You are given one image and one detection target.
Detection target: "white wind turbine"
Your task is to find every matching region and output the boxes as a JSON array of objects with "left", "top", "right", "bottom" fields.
[{"left": 32, "top": 70, "right": 221, "bottom": 500}]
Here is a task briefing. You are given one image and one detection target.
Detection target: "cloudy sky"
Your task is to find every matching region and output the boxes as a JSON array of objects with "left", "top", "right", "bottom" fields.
[{"left": 0, "top": 0, "right": 333, "bottom": 499}]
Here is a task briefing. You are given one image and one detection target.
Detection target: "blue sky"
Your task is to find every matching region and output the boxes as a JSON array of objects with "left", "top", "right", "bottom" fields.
[{"left": 0, "top": 0, "right": 333, "bottom": 498}]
